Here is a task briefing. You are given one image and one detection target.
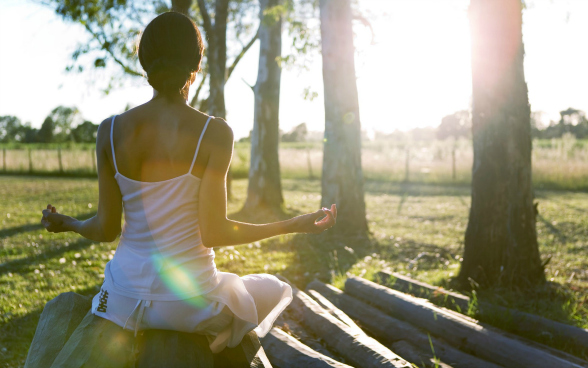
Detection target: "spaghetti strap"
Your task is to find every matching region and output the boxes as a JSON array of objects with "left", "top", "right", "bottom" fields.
[
  {"left": 188, "top": 116, "right": 213, "bottom": 174},
  {"left": 110, "top": 115, "right": 119, "bottom": 174}
]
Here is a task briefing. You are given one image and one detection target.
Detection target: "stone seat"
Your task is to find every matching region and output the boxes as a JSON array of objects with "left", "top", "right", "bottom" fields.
[{"left": 24, "top": 292, "right": 270, "bottom": 368}]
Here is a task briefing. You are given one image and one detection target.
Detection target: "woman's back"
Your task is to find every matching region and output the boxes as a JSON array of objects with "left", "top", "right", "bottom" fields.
[
  {"left": 106, "top": 105, "right": 221, "bottom": 300},
  {"left": 111, "top": 101, "right": 211, "bottom": 182}
]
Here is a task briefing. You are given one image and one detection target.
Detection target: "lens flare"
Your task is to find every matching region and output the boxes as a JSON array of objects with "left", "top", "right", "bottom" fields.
[{"left": 152, "top": 254, "right": 207, "bottom": 308}]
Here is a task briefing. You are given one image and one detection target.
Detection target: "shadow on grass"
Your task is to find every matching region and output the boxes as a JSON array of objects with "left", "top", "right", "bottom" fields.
[
  {"left": 0, "top": 284, "right": 101, "bottom": 368},
  {"left": 280, "top": 178, "right": 474, "bottom": 198},
  {"left": 0, "top": 237, "right": 97, "bottom": 275},
  {"left": 537, "top": 214, "right": 568, "bottom": 244}
]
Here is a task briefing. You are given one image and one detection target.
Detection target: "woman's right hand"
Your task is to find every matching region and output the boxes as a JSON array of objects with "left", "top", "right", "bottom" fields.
[{"left": 290, "top": 204, "right": 337, "bottom": 234}]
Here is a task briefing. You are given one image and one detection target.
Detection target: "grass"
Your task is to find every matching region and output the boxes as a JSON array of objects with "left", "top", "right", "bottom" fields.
[{"left": 0, "top": 176, "right": 587, "bottom": 366}]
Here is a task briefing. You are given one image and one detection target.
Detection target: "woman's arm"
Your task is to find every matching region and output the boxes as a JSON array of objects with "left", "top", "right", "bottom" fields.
[
  {"left": 198, "top": 119, "right": 336, "bottom": 248},
  {"left": 41, "top": 118, "right": 123, "bottom": 242}
]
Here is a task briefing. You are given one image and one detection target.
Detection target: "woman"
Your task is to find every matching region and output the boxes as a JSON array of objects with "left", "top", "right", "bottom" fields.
[{"left": 40, "top": 11, "right": 336, "bottom": 354}]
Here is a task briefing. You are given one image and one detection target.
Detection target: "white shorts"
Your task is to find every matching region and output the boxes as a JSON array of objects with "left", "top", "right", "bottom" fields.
[{"left": 91, "top": 273, "right": 292, "bottom": 353}]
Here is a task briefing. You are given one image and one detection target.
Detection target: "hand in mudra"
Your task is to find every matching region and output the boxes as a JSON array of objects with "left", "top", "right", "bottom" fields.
[
  {"left": 41, "top": 204, "right": 75, "bottom": 233},
  {"left": 293, "top": 204, "right": 337, "bottom": 234}
]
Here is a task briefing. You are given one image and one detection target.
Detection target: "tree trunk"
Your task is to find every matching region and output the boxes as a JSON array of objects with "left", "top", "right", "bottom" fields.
[
  {"left": 208, "top": 0, "right": 229, "bottom": 119},
  {"left": 171, "top": 0, "right": 192, "bottom": 14},
  {"left": 319, "top": 0, "right": 368, "bottom": 237},
  {"left": 242, "top": 0, "right": 284, "bottom": 213},
  {"left": 458, "top": 0, "right": 544, "bottom": 288},
  {"left": 196, "top": 0, "right": 231, "bottom": 198}
]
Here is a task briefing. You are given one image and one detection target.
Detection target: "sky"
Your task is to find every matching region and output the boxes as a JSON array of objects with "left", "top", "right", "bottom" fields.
[{"left": 0, "top": 0, "right": 587, "bottom": 140}]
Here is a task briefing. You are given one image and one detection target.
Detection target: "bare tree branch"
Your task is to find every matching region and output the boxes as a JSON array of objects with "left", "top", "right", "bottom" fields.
[
  {"left": 190, "top": 72, "right": 208, "bottom": 107},
  {"left": 83, "top": 24, "right": 143, "bottom": 77},
  {"left": 241, "top": 77, "right": 254, "bottom": 92},
  {"left": 196, "top": 0, "right": 213, "bottom": 37},
  {"left": 227, "top": 26, "right": 260, "bottom": 80},
  {"left": 353, "top": 12, "right": 375, "bottom": 45}
]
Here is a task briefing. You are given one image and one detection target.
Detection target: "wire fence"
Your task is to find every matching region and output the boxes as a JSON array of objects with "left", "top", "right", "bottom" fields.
[{"left": 1, "top": 139, "right": 587, "bottom": 190}]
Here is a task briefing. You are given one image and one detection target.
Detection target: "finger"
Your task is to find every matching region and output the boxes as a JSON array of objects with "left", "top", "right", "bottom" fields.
[
  {"left": 312, "top": 209, "right": 327, "bottom": 221},
  {"left": 331, "top": 204, "right": 337, "bottom": 219},
  {"left": 316, "top": 212, "right": 334, "bottom": 227}
]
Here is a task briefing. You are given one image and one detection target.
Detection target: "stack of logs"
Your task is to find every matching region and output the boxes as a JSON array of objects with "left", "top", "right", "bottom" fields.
[
  {"left": 261, "top": 273, "right": 588, "bottom": 368},
  {"left": 25, "top": 272, "right": 588, "bottom": 367}
]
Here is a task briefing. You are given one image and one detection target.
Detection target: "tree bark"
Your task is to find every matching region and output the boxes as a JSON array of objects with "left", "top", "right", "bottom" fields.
[
  {"left": 319, "top": 0, "right": 368, "bottom": 237},
  {"left": 458, "top": 0, "right": 544, "bottom": 288},
  {"left": 243, "top": 0, "right": 284, "bottom": 213}
]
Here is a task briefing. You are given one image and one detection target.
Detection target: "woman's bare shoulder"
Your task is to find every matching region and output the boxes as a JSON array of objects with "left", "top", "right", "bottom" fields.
[
  {"left": 205, "top": 116, "right": 234, "bottom": 150},
  {"left": 95, "top": 116, "right": 116, "bottom": 150}
]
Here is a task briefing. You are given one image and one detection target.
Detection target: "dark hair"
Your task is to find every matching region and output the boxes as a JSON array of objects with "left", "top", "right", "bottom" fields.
[{"left": 138, "top": 12, "right": 204, "bottom": 100}]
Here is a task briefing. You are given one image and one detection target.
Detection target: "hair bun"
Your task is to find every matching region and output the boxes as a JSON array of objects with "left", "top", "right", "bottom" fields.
[{"left": 146, "top": 58, "right": 193, "bottom": 96}]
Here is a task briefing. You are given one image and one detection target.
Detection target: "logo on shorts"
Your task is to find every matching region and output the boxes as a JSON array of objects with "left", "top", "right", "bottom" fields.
[{"left": 97, "top": 288, "right": 109, "bottom": 313}]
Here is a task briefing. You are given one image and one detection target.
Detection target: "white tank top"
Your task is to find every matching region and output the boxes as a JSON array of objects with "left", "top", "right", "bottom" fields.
[{"left": 103, "top": 115, "right": 219, "bottom": 301}]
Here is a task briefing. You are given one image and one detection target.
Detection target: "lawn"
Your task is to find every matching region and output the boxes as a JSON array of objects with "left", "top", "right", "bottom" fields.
[{"left": 0, "top": 176, "right": 587, "bottom": 366}]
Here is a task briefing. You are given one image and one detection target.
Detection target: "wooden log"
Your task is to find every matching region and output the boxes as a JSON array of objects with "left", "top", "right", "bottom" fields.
[
  {"left": 346, "top": 276, "right": 586, "bottom": 368},
  {"left": 390, "top": 341, "right": 453, "bottom": 368},
  {"left": 24, "top": 292, "right": 92, "bottom": 368},
  {"left": 307, "top": 288, "right": 364, "bottom": 335},
  {"left": 135, "top": 330, "right": 213, "bottom": 367},
  {"left": 50, "top": 311, "right": 135, "bottom": 368},
  {"left": 213, "top": 330, "right": 272, "bottom": 368},
  {"left": 274, "top": 314, "right": 340, "bottom": 361},
  {"left": 377, "top": 271, "right": 588, "bottom": 357},
  {"left": 307, "top": 281, "right": 501, "bottom": 368},
  {"left": 261, "top": 327, "right": 352, "bottom": 368},
  {"left": 293, "top": 286, "right": 412, "bottom": 368}
]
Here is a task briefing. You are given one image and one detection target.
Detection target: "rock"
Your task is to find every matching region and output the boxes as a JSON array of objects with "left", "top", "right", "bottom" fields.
[
  {"left": 26, "top": 292, "right": 271, "bottom": 368},
  {"left": 24, "top": 292, "right": 92, "bottom": 368},
  {"left": 50, "top": 310, "right": 135, "bottom": 368}
]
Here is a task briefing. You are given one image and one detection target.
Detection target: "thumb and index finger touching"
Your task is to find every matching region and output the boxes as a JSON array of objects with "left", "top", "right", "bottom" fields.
[{"left": 315, "top": 204, "right": 337, "bottom": 227}]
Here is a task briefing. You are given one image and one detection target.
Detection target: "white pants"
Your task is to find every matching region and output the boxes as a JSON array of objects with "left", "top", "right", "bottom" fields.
[{"left": 91, "top": 273, "right": 292, "bottom": 353}]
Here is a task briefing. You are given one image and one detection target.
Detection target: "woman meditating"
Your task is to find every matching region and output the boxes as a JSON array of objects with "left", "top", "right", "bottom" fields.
[{"left": 40, "top": 11, "right": 336, "bottom": 355}]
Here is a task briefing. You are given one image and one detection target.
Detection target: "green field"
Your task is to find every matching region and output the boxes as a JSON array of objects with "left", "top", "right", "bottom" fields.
[{"left": 1, "top": 176, "right": 587, "bottom": 366}]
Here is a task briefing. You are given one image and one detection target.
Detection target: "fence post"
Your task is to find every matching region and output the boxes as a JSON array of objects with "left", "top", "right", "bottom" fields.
[
  {"left": 58, "top": 146, "right": 63, "bottom": 173},
  {"left": 91, "top": 149, "right": 96, "bottom": 173},
  {"left": 28, "top": 147, "right": 33, "bottom": 173},
  {"left": 452, "top": 146, "right": 456, "bottom": 180},
  {"left": 2, "top": 148, "right": 5, "bottom": 172},
  {"left": 404, "top": 147, "right": 410, "bottom": 183}
]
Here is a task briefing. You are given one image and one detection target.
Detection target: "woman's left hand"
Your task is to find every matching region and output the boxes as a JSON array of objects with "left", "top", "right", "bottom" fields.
[{"left": 41, "top": 204, "right": 76, "bottom": 233}]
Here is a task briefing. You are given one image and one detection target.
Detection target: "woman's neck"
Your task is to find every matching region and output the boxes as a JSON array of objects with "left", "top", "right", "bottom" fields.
[{"left": 151, "top": 89, "right": 189, "bottom": 105}]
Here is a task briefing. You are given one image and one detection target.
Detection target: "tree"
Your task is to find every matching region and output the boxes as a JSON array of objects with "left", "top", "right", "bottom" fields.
[
  {"left": 44, "top": 0, "right": 259, "bottom": 117},
  {"left": 457, "top": 0, "right": 544, "bottom": 289},
  {"left": 71, "top": 121, "right": 100, "bottom": 143},
  {"left": 48, "top": 106, "right": 82, "bottom": 143},
  {"left": 0, "top": 116, "right": 22, "bottom": 143},
  {"left": 242, "top": 0, "right": 285, "bottom": 214},
  {"left": 37, "top": 117, "right": 54, "bottom": 143},
  {"left": 281, "top": 123, "right": 308, "bottom": 142},
  {"left": 437, "top": 110, "right": 471, "bottom": 140},
  {"left": 319, "top": 0, "right": 368, "bottom": 237}
]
